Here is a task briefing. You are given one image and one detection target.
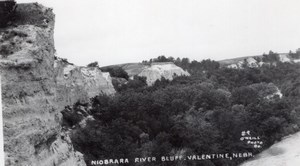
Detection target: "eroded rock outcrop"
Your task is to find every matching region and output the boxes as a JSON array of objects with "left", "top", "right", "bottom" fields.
[
  {"left": 115, "top": 62, "right": 190, "bottom": 85},
  {"left": 138, "top": 62, "right": 190, "bottom": 85},
  {"left": 0, "top": 3, "right": 115, "bottom": 166},
  {"left": 54, "top": 58, "right": 115, "bottom": 105},
  {"left": 220, "top": 53, "right": 300, "bottom": 69}
]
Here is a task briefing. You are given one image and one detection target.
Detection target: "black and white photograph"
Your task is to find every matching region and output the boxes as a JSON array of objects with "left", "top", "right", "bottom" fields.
[{"left": 1, "top": 0, "right": 300, "bottom": 166}]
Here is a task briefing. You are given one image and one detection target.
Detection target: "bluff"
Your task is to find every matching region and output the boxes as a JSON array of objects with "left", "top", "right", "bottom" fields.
[
  {"left": 138, "top": 62, "right": 190, "bottom": 85},
  {"left": 0, "top": 3, "right": 115, "bottom": 166},
  {"left": 105, "top": 62, "right": 190, "bottom": 85}
]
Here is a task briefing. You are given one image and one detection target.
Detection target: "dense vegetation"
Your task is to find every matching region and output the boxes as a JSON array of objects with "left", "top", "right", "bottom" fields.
[
  {"left": 100, "top": 66, "right": 129, "bottom": 80},
  {"left": 66, "top": 51, "right": 300, "bottom": 166},
  {"left": 0, "top": 0, "right": 16, "bottom": 28},
  {"left": 143, "top": 55, "right": 220, "bottom": 75}
]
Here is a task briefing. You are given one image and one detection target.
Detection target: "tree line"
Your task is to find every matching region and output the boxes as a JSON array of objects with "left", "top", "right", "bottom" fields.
[{"left": 65, "top": 51, "right": 300, "bottom": 166}]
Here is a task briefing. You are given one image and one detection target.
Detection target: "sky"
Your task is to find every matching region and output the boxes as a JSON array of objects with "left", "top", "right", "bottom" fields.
[{"left": 17, "top": 0, "right": 300, "bottom": 67}]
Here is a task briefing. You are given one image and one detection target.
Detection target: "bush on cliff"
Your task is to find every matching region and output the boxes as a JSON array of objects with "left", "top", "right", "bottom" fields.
[
  {"left": 100, "top": 66, "right": 129, "bottom": 80},
  {"left": 0, "top": 0, "right": 17, "bottom": 27},
  {"left": 87, "top": 61, "right": 99, "bottom": 68}
]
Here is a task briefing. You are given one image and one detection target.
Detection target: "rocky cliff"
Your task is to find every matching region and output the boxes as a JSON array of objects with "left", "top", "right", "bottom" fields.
[
  {"left": 54, "top": 58, "right": 115, "bottom": 104},
  {"left": 0, "top": 3, "right": 115, "bottom": 166}
]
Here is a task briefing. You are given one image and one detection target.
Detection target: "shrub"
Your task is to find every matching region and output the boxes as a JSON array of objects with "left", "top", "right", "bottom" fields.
[
  {"left": 87, "top": 61, "right": 99, "bottom": 68},
  {"left": 101, "top": 66, "right": 129, "bottom": 80}
]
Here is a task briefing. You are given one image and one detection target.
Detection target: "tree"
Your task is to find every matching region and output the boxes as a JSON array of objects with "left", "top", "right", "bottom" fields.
[
  {"left": 68, "top": 52, "right": 300, "bottom": 166},
  {"left": 232, "top": 86, "right": 259, "bottom": 106},
  {"left": 262, "top": 51, "right": 280, "bottom": 63},
  {"left": 117, "top": 76, "right": 147, "bottom": 92},
  {"left": 180, "top": 58, "right": 190, "bottom": 70},
  {"left": 289, "top": 49, "right": 300, "bottom": 59},
  {"left": 149, "top": 55, "right": 175, "bottom": 63},
  {"left": 194, "top": 88, "right": 230, "bottom": 110}
]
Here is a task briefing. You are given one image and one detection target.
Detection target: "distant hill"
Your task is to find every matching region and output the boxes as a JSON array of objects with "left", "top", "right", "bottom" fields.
[
  {"left": 219, "top": 52, "right": 300, "bottom": 69},
  {"left": 101, "top": 62, "right": 190, "bottom": 85},
  {"left": 218, "top": 55, "right": 257, "bottom": 66}
]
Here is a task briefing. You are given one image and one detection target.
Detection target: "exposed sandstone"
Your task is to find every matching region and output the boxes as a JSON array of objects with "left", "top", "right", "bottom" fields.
[
  {"left": 0, "top": 3, "right": 115, "bottom": 166},
  {"left": 138, "top": 62, "right": 190, "bottom": 85},
  {"left": 54, "top": 58, "right": 115, "bottom": 105},
  {"left": 115, "top": 62, "right": 190, "bottom": 85}
]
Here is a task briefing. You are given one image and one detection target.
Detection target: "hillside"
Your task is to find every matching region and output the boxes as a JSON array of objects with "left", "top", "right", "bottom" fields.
[
  {"left": 241, "top": 132, "right": 300, "bottom": 166},
  {"left": 69, "top": 54, "right": 300, "bottom": 165},
  {"left": 0, "top": 3, "right": 114, "bottom": 166},
  {"left": 219, "top": 52, "right": 300, "bottom": 69},
  {"left": 102, "top": 62, "right": 190, "bottom": 85},
  {"left": 1, "top": 2, "right": 300, "bottom": 166}
]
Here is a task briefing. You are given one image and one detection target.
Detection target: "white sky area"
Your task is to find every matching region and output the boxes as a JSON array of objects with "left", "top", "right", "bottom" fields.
[{"left": 17, "top": 0, "right": 300, "bottom": 67}]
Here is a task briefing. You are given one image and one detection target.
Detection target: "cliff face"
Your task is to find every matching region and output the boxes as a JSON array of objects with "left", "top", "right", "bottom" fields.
[
  {"left": 54, "top": 58, "right": 115, "bottom": 105},
  {"left": 0, "top": 3, "right": 115, "bottom": 166}
]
